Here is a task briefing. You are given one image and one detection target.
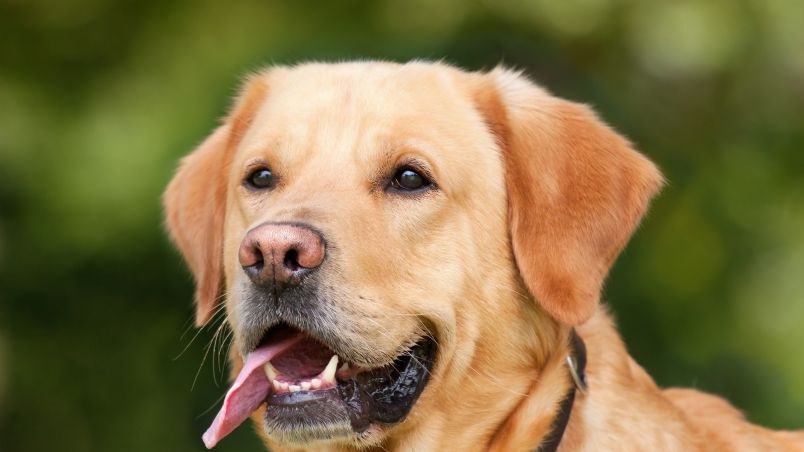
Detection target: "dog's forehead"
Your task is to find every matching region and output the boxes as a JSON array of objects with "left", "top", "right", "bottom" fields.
[
  {"left": 266, "top": 62, "right": 464, "bottom": 110},
  {"left": 235, "top": 63, "right": 487, "bottom": 171}
]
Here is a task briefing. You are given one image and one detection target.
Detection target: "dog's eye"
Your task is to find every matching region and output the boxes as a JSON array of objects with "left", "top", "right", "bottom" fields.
[
  {"left": 246, "top": 168, "right": 275, "bottom": 190},
  {"left": 391, "top": 168, "right": 429, "bottom": 192}
]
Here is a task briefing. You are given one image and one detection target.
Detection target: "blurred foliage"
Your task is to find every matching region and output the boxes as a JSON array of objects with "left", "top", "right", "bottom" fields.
[{"left": 1, "top": 0, "right": 803, "bottom": 450}]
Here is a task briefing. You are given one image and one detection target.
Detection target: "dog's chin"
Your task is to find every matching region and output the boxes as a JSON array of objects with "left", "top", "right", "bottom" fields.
[
  {"left": 259, "top": 391, "right": 383, "bottom": 448},
  {"left": 253, "top": 324, "right": 437, "bottom": 447}
]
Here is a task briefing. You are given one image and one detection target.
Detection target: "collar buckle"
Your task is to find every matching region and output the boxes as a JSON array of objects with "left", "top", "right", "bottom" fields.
[
  {"left": 533, "top": 329, "right": 589, "bottom": 452},
  {"left": 566, "top": 354, "right": 588, "bottom": 394}
]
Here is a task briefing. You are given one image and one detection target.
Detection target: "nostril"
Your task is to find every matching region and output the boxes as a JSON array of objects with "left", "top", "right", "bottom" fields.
[
  {"left": 240, "top": 240, "right": 265, "bottom": 272},
  {"left": 252, "top": 256, "right": 264, "bottom": 271},
  {"left": 251, "top": 242, "right": 265, "bottom": 269},
  {"left": 284, "top": 249, "right": 300, "bottom": 272},
  {"left": 244, "top": 257, "right": 264, "bottom": 281}
]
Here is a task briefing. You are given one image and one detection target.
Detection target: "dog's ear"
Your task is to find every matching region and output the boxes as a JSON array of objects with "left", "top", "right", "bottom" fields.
[
  {"left": 163, "top": 75, "right": 268, "bottom": 326},
  {"left": 474, "top": 68, "right": 664, "bottom": 325}
]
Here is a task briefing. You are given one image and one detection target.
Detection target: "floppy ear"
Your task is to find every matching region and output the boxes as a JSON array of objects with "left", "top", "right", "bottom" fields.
[
  {"left": 474, "top": 68, "right": 664, "bottom": 325},
  {"left": 163, "top": 125, "right": 232, "bottom": 326},
  {"left": 163, "top": 75, "right": 268, "bottom": 326}
]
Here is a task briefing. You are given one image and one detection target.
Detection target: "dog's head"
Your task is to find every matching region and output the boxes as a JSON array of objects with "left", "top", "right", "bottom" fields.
[{"left": 164, "top": 62, "right": 662, "bottom": 449}]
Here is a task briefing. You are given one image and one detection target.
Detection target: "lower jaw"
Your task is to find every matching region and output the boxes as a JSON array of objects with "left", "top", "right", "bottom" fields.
[
  {"left": 261, "top": 336, "right": 437, "bottom": 445},
  {"left": 262, "top": 389, "right": 357, "bottom": 445}
]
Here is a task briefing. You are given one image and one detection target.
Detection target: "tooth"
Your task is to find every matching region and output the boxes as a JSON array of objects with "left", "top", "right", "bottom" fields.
[
  {"left": 280, "top": 382, "right": 289, "bottom": 391},
  {"left": 301, "top": 381, "right": 311, "bottom": 391},
  {"left": 311, "top": 378, "right": 322, "bottom": 389},
  {"left": 322, "top": 355, "right": 339, "bottom": 383},
  {"left": 272, "top": 380, "right": 282, "bottom": 391},
  {"left": 264, "top": 363, "right": 279, "bottom": 380},
  {"left": 289, "top": 385, "right": 301, "bottom": 392},
  {"left": 339, "top": 362, "right": 349, "bottom": 372}
]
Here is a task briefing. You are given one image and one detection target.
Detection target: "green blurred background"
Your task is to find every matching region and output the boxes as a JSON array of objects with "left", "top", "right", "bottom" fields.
[{"left": 1, "top": 0, "right": 803, "bottom": 450}]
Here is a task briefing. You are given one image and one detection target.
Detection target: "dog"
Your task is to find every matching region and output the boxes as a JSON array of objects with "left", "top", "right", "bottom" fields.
[{"left": 163, "top": 61, "right": 804, "bottom": 451}]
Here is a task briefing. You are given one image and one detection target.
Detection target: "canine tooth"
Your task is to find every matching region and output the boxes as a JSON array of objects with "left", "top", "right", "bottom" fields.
[
  {"left": 322, "top": 355, "right": 339, "bottom": 383},
  {"left": 289, "top": 385, "right": 301, "bottom": 392},
  {"left": 311, "top": 378, "right": 322, "bottom": 389},
  {"left": 263, "top": 363, "right": 279, "bottom": 380},
  {"left": 301, "top": 381, "right": 312, "bottom": 391}
]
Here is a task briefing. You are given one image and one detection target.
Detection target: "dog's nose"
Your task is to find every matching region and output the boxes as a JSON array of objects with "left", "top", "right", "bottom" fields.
[{"left": 238, "top": 223, "right": 325, "bottom": 293}]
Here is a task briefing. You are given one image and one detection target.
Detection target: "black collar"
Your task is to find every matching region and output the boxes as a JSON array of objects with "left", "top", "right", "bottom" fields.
[{"left": 534, "top": 329, "right": 588, "bottom": 452}]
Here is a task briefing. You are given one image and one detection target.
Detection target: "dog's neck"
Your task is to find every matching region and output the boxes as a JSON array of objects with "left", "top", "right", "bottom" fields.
[
  {"left": 531, "top": 329, "right": 587, "bottom": 452},
  {"left": 485, "top": 324, "right": 581, "bottom": 451}
]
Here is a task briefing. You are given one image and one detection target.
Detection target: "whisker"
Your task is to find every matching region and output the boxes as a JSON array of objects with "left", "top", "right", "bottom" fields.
[
  {"left": 187, "top": 294, "right": 231, "bottom": 390},
  {"left": 216, "top": 327, "right": 235, "bottom": 382},
  {"left": 191, "top": 336, "right": 214, "bottom": 391},
  {"left": 195, "top": 391, "right": 227, "bottom": 419},
  {"left": 174, "top": 300, "right": 228, "bottom": 361},
  {"left": 209, "top": 317, "right": 230, "bottom": 385}
]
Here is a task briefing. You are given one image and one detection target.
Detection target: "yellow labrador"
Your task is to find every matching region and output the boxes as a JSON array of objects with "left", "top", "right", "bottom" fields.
[{"left": 164, "top": 61, "right": 804, "bottom": 451}]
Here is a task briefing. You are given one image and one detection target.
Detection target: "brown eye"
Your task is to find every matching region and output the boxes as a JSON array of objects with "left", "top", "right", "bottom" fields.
[
  {"left": 391, "top": 168, "right": 429, "bottom": 192},
  {"left": 246, "top": 168, "right": 274, "bottom": 189}
]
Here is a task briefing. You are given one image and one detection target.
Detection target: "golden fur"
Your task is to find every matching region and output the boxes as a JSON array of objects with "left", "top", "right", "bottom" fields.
[{"left": 164, "top": 61, "right": 804, "bottom": 451}]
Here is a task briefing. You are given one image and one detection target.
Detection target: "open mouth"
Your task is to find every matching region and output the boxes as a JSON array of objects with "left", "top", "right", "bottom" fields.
[{"left": 202, "top": 323, "right": 436, "bottom": 448}]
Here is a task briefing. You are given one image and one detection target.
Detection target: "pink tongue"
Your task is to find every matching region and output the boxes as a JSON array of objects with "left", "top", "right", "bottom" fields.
[{"left": 202, "top": 334, "right": 303, "bottom": 449}]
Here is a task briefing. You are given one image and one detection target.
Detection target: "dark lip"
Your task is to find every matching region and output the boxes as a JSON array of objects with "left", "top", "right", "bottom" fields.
[{"left": 262, "top": 335, "right": 437, "bottom": 442}]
